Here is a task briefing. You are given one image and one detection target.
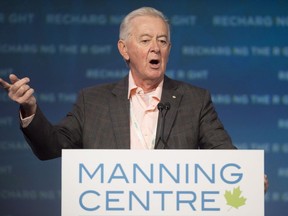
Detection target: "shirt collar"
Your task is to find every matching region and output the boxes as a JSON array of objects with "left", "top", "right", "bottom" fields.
[{"left": 127, "top": 71, "right": 163, "bottom": 100}]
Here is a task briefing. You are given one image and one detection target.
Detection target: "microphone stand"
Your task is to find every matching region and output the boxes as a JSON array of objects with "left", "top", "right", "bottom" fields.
[{"left": 155, "top": 102, "right": 170, "bottom": 149}]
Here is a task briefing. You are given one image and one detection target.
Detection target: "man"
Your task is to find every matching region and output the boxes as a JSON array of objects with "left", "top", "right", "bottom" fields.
[
  {"left": 0, "top": 7, "right": 236, "bottom": 158},
  {"left": 0, "top": 6, "right": 269, "bottom": 192},
  {"left": 2, "top": 7, "right": 235, "bottom": 155}
]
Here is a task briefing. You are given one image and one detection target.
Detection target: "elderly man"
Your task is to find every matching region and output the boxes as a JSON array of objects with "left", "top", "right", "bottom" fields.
[
  {"left": 0, "top": 7, "right": 236, "bottom": 159},
  {"left": 0, "top": 7, "right": 240, "bottom": 153},
  {"left": 0, "top": 6, "right": 269, "bottom": 192}
]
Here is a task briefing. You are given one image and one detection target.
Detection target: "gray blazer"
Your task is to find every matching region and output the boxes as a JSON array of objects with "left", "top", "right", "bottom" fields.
[{"left": 22, "top": 75, "right": 236, "bottom": 160}]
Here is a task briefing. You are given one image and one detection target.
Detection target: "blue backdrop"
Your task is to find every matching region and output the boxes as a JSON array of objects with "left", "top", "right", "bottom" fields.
[{"left": 0, "top": 0, "right": 288, "bottom": 215}]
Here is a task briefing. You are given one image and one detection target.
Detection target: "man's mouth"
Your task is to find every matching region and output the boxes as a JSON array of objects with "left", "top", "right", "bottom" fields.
[{"left": 149, "top": 59, "right": 160, "bottom": 68}]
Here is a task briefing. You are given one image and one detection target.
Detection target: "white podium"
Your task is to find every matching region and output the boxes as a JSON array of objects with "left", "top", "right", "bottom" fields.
[{"left": 62, "top": 149, "right": 264, "bottom": 216}]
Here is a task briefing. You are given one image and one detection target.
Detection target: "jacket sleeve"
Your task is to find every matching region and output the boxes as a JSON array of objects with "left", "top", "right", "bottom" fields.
[
  {"left": 21, "top": 90, "right": 85, "bottom": 160},
  {"left": 198, "top": 90, "right": 237, "bottom": 149}
]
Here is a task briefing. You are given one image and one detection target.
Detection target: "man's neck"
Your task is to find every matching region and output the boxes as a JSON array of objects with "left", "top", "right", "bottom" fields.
[
  {"left": 139, "top": 82, "right": 158, "bottom": 93},
  {"left": 133, "top": 76, "right": 164, "bottom": 93}
]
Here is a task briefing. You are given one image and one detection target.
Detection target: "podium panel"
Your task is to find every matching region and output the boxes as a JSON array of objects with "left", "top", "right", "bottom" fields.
[{"left": 62, "top": 149, "right": 264, "bottom": 216}]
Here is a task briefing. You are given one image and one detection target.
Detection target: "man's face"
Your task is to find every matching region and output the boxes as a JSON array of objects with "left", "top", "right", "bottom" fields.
[{"left": 119, "top": 15, "right": 171, "bottom": 86}]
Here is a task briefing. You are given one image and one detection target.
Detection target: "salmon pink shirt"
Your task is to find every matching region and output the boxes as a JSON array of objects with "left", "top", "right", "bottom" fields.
[{"left": 128, "top": 71, "right": 163, "bottom": 149}]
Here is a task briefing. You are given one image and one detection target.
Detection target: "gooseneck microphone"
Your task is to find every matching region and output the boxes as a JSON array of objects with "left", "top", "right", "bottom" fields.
[{"left": 155, "top": 102, "right": 171, "bottom": 149}]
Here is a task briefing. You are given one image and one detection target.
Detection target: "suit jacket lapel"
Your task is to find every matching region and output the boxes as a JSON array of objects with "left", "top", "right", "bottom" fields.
[
  {"left": 155, "top": 76, "right": 183, "bottom": 149},
  {"left": 109, "top": 75, "right": 182, "bottom": 149},
  {"left": 110, "top": 76, "right": 130, "bottom": 149}
]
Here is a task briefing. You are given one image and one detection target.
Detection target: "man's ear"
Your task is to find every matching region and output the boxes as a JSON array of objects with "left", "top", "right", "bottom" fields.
[{"left": 117, "top": 40, "right": 129, "bottom": 61}]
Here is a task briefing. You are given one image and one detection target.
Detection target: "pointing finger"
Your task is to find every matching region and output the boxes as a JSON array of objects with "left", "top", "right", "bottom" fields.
[{"left": 0, "top": 78, "right": 12, "bottom": 91}]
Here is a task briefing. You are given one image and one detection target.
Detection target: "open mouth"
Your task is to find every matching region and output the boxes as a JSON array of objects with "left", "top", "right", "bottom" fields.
[{"left": 149, "top": 59, "right": 160, "bottom": 68}]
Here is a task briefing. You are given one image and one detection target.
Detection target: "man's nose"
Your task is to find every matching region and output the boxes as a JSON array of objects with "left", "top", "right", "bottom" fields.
[{"left": 150, "top": 39, "right": 160, "bottom": 53}]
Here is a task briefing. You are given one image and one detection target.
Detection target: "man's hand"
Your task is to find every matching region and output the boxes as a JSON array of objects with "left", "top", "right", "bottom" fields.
[
  {"left": 0, "top": 74, "right": 37, "bottom": 117},
  {"left": 264, "top": 174, "right": 269, "bottom": 193}
]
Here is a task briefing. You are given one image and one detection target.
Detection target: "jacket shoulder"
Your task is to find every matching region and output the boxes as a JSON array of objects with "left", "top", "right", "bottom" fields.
[{"left": 166, "top": 76, "right": 210, "bottom": 97}]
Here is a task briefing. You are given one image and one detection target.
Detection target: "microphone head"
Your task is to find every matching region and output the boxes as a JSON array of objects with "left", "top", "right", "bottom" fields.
[
  {"left": 164, "top": 102, "right": 171, "bottom": 110},
  {"left": 157, "top": 102, "right": 164, "bottom": 111}
]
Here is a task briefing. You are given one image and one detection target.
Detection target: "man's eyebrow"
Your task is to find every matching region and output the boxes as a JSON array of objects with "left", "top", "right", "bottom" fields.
[
  {"left": 157, "top": 35, "right": 168, "bottom": 39},
  {"left": 139, "top": 34, "right": 168, "bottom": 38}
]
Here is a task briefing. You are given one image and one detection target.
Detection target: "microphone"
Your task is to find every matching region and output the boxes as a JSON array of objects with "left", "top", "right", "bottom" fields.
[
  {"left": 164, "top": 102, "right": 171, "bottom": 113},
  {"left": 155, "top": 102, "right": 170, "bottom": 149},
  {"left": 157, "top": 102, "right": 164, "bottom": 113}
]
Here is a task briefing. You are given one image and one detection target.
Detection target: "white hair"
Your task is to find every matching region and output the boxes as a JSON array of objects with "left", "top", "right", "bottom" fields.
[{"left": 119, "top": 7, "right": 170, "bottom": 41}]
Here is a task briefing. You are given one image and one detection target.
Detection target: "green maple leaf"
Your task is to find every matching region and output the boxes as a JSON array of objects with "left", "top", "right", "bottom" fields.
[{"left": 224, "top": 186, "right": 247, "bottom": 209}]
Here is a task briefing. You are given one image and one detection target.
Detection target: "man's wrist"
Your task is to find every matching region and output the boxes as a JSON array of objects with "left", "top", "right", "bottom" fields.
[{"left": 20, "top": 103, "right": 37, "bottom": 118}]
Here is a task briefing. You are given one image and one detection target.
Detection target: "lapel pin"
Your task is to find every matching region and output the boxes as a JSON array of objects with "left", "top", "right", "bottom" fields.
[{"left": 172, "top": 95, "right": 176, "bottom": 99}]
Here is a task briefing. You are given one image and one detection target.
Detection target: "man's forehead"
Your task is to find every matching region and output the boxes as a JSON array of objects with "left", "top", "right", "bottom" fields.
[
  {"left": 130, "top": 15, "right": 167, "bottom": 26},
  {"left": 130, "top": 16, "right": 169, "bottom": 34}
]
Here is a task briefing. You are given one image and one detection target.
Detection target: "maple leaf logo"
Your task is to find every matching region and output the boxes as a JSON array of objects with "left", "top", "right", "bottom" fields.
[{"left": 224, "top": 186, "right": 247, "bottom": 210}]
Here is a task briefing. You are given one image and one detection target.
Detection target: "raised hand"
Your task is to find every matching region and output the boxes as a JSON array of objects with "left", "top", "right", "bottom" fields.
[{"left": 0, "top": 74, "right": 37, "bottom": 117}]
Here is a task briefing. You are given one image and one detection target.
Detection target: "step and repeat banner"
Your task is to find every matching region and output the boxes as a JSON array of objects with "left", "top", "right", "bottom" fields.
[{"left": 0, "top": 0, "right": 287, "bottom": 215}]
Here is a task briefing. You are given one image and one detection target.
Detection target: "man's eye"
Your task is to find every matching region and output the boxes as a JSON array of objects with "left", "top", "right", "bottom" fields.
[
  {"left": 141, "top": 40, "right": 150, "bottom": 44},
  {"left": 159, "top": 40, "right": 168, "bottom": 47}
]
